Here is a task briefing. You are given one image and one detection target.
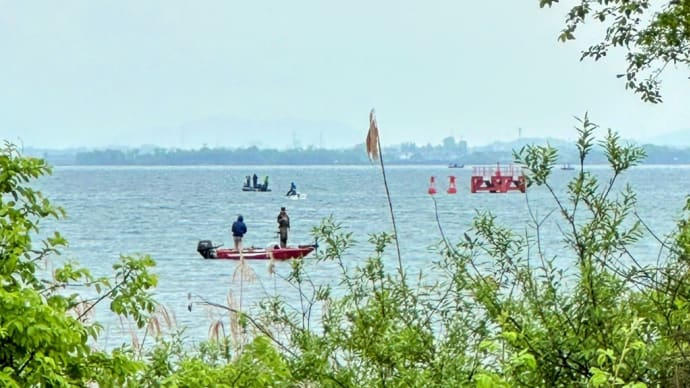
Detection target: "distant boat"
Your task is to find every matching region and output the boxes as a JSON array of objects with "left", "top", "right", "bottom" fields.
[
  {"left": 243, "top": 175, "right": 271, "bottom": 191},
  {"left": 448, "top": 163, "right": 464, "bottom": 168},
  {"left": 561, "top": 163, "right": 575, "bottom": 170}
]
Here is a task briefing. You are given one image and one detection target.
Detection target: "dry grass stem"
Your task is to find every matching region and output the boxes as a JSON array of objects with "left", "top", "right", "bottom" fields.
[
  {"left": 322, "top": 298, "right": 331, "bottom": 321},
  {"left": 147, "top": 304, "right": 175, "bottom": 338},
  {"left": 72, "top": 300, "right": 95, "bottom": 323},
  {"left": 227, "top": 293, "right": 242, "bottom": 344},
  {"left": 268, "top": 261, "right": 275, "bottom": 275},
  {"left": 208, "top": 319, "right": 225, "bottom": 343},
  {"left": 232, "top": 257, "right": 257, "bottom": 283},
  {"left": 148, "top": 317, "right": 161, "bottom": 338},
  {"left": 122, "top": 316, "right": 140, "bottom": 352},
  {"left": 156, "top": 304, "right": 175, "bottom": 328},
  {"left": 364, "top": 107, "right": 404, "bottom": 274},
  {"left": 366, "top": 108, "right": 380, "bottom": 161}
]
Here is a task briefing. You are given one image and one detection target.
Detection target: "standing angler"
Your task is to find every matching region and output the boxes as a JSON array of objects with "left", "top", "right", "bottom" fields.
[
  {"left": 231, "top": 215, "right": 247, "bottom": 251},
  {"left": 276, "top": 207, "right": 290, "bottom": 248}
]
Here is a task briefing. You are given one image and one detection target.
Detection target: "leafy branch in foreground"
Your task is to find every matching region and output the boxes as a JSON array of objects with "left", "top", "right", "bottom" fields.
[
  {"left": 540, "top": 0, "right": 690, "bottom": 103},
  {"left": 0, "top": 142, "right": 159, "bottom": 387}
]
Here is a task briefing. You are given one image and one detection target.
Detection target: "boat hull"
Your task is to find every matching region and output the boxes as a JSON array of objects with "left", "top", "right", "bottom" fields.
[
  {"left": 242, "top": 186, "right": 271, "bottom": 192},
  {"left": 198, "top": 243, "right": 316, "bottom": 260}
]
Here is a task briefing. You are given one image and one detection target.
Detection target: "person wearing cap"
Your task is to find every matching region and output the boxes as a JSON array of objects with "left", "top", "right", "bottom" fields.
[
  {"left": 231, "top": 215, "right": 247, "bottom": 250},
  {"left": 276, "top": 207, "right": 290, "bottom": 248}
]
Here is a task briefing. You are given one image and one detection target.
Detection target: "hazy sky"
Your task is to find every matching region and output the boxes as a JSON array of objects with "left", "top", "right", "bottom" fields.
[{"left": 1, "top": 1, "right": 688, "bottom": 150}]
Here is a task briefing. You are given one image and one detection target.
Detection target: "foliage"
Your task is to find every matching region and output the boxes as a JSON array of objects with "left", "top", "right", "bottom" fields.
[
  {"left": 540, "top": 0, "right": 690, "bottom": 103},
  {"left": 161, "top": 336, "right": 293, "bottom": 387},
  {"left": 0, "top": 142, "right": 158, "bottom": 386},
  {"left": 246, "top": 219, "right": 486, "bottom": 387}
]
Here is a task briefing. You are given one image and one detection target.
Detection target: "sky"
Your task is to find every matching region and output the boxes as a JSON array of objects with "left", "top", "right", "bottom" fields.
[{"left": 1, "top": 1, "right": 688, "bottom": 150}]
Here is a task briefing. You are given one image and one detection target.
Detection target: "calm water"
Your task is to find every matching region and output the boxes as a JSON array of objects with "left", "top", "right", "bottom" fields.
[{"left": 32, "top": 164, "right": 688, "bottom": 346}]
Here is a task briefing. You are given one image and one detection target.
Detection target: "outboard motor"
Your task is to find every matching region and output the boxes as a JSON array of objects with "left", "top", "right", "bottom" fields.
[{"left": 197, "top": 240, "right": 216, "bottom": 259}]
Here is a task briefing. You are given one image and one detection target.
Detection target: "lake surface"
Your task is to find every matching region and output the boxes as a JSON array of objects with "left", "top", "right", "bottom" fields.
[{"left": 32, "top": 164, "right": 688, "bottom": 347}]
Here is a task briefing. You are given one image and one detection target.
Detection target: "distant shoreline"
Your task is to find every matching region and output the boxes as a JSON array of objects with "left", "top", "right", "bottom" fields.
[{"left": 19, "top": 138, "right": 690, "bottom": 166}]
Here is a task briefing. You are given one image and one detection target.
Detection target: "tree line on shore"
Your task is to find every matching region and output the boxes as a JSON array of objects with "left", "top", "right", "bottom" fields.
[{"left": 35, "top": 141, "right": 690, "bottom": 166}]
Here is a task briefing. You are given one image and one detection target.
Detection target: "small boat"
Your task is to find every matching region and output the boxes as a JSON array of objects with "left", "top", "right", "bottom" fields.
[
  {"left": 243, "top": 175, "right": 271, "bottom": 191},
  {"left": 448, "top": 163, "right": 464, "bottom": 168},
  {"left": 561, "top": 163, "right": 575, "bottom": 170},
  {"left": 242, "top": 185, "right": 271, "bottom": 192},
  {"left": 196, "top": 240, "right": 317, "bottom": 260}
]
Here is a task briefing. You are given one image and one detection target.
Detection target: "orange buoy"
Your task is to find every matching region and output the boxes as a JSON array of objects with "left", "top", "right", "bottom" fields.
[
  {"left": 447, "top": 175, "right": 457, "bottom": 194},
  {"left": 428, "top": 176, "right": 437, "bottom": 195}
]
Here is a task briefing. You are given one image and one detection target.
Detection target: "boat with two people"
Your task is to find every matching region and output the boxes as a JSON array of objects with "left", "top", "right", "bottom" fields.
[
  {"left": 196, "top": 239, "right": 317, "bottom": 260},
  {"left": 561, "top": 163, "right": 575, "bottom": 171},
  {"left": 243, "top": 174, "right": 271, "bottom": 192},
  {"left": 448, "top": 163, "right": 464, "bottom": 168}
]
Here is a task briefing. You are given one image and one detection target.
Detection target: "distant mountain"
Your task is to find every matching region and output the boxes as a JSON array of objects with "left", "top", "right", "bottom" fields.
[
  {"left": 639, "top": 128, "right": 690, "bottom": 148},
  {"left": 161, "top": 116, "right": 357, "bottom": 149}
]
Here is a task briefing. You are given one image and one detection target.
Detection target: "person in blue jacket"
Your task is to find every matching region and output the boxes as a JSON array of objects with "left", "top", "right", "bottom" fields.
[
  {"left": 286, "top": 182, "right": 297, "bottom": 196},
  {"left": 231, "top": 215, "right": 247, "bottom": 250}
]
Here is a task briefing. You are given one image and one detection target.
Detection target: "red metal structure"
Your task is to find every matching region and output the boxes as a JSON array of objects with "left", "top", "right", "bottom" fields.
[{"left": 470, "top": 163, "right": 526, "bottom": 193}]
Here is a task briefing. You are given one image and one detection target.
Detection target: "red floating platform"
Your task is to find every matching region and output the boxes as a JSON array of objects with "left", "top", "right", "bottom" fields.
[{"left": 470, "top": 163, "right": 526, "bottom": 193}]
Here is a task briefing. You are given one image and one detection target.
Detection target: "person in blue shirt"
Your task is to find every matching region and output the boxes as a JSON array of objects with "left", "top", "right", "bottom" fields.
[
  {"left": 286, "top": 182, "right": 297, "bottom": 196},
  {"left": 231, "top": 215, "right": 247, "bottom": 250}
]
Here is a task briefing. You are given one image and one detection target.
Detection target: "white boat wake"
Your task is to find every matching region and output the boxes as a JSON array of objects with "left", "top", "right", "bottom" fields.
[{"left": 287, "top": 192, "right": 307, "bottom": 200}]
